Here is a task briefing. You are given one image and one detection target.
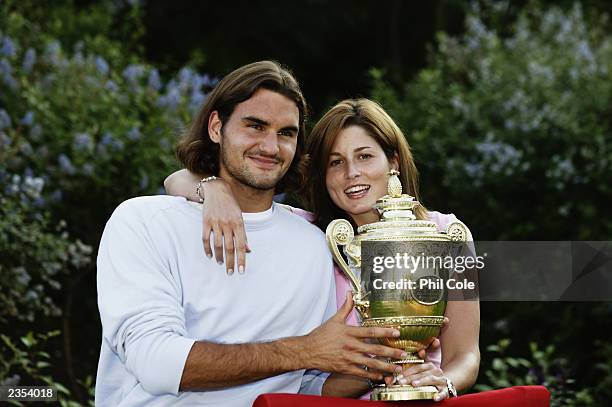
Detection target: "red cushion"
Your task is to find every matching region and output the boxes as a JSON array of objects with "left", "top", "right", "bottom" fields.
[{"left": 253, "top": 386, "right": 550, "bottom": 407}]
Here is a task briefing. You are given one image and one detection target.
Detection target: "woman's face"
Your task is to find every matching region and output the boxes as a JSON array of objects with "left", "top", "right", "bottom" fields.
[{"left": 325, "top": 125, "right": 398, "bottom": 226}]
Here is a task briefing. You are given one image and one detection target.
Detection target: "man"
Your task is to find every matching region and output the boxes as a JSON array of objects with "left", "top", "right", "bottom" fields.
[{"left": 96, "top": 61, "right": 405, "bottom": 406}]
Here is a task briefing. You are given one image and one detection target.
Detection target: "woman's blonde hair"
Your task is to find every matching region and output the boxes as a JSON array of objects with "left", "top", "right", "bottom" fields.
[{"left": 304, "top": 98, "right": 427, "bottom": 230}]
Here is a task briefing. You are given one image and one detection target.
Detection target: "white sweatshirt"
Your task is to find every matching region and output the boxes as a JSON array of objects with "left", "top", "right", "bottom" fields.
[{"left": 95, "top": 196, "right": 336, "bottom": 406}]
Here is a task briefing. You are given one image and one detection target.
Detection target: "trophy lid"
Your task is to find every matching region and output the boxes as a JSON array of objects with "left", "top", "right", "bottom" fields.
[{"left": 357, "top": 170, "right": 439, "bottom": 235}]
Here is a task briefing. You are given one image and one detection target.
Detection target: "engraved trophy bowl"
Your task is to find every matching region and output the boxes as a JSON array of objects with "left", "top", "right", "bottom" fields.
[{"left": 326, "top": 170, "right": 470, "bottom": 401}]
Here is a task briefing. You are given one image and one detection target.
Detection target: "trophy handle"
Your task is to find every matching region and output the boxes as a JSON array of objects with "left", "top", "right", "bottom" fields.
[
  {"left": 325, "top": 219, "right": 362, "bottom": 296},
  {"left": 445, "top": 220, "right": 474, "bottom": 267},
  {"left": 444, "top": 221, "right": 472, "bottom": 243}
]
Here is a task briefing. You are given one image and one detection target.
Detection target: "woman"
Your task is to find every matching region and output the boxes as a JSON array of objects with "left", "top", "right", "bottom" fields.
[{"left": 165, "top": 99, "right": 480, "bottom": 400}]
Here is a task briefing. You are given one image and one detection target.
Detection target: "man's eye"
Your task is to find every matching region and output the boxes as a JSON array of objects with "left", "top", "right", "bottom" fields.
[
  {"left": 249, "top": 124, "right": 263, "bottom": 130},
  {"left": 279, "top": 130, "right": 295, "bottom": 137}
]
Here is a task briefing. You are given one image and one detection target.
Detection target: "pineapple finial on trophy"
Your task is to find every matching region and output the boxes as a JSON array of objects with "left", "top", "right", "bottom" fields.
[{"left": 388, "top": 169, "right": 402, "bottom": 197}]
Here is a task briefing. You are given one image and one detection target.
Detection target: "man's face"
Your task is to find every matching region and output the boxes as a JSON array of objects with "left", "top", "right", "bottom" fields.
[{"left": 210, "top": 89, "right": 299, "bottom": 191}]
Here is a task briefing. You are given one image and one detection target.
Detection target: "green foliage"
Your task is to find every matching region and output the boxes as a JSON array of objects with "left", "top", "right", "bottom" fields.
[
  {"left": 1, "top": 1, "right": 214, "bottom": 236},
  {"left": 370, "top": 1, "right": 612, "bottom": 403},
  {"left": 0, "top": 176, "right": 90, "bottom": 324},
  {"left": 0, "top": 331, "right": 94, "bottom": 407},
  {"left": 371, "top": 1, "right": 612, "bottom": 240},
  {"left": 1, "top": 1, "right": 213, "bottom": 404},
  {"left": 476, "top": 339, "right": 594, "bottom": 406}
]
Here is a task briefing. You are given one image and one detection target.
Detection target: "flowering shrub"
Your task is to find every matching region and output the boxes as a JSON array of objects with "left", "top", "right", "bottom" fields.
[
  {"left": 0, "top": 15, "right": 215, "bottom": 228},
  {"left": 372, "top": 2, "right": 612, "bottom": 240},
  {"left": 0, "top": 173, "right": 91, "bottom": 324},
  {"left": 371, "top": 3, "right": 612, "bottom": 403},
  {"left": 1, "top": 1, "right": 214, "bottom": 404}
]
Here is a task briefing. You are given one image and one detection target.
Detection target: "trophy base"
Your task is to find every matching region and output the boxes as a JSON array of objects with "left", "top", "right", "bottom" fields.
[{"left": 371, "top": 384, "right": 438, "bottom": 401}]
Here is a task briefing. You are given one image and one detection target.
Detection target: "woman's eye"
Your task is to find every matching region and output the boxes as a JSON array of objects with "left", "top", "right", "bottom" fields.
[
  {"left": 329, "top": 159, "right": 343, "bottom": 167},
  {"left": 359, "top": 153, "right": 373, "bottom": 160}
]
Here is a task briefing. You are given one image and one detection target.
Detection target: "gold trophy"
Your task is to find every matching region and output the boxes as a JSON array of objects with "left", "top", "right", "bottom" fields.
[{"left": 326, "top": 170, "right": 470, "bottom": 401}]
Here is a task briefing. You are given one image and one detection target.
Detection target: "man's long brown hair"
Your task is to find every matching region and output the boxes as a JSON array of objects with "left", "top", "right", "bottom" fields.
[
  {"left": 304, "top": 98, "right": 428, "bottom": 231},
  {"left": 176, "top": 61, "right": 308, "bottom": 193}
]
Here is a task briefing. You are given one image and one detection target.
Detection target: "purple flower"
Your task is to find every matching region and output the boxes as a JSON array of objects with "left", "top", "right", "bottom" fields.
[
  {"left": 95, "top": 56, "right": 109, "bottom": 76},
  {"left": 58, "top": 154, "right": 75, "bottom": 174},
  {"left": 105, "top": 80, "right": 119, "bottom": 92},
  {"left": 0, "top": 36, "right": 16, "bottom": 58},
  {"left": 100, "top": 131, "right": 124, "bottom": 151},
  {"left": 127, "top": 126, "right": 141, "bottom": 141},
  {"left": 202, "top": 74, "right": 218, "bottom": 87},
  {"left": 0, "top": 59, "right": 18, "bottom": 89},
  {"left": 30, "top": 124, "right": 42, "bottom": 140},
  {"left": 0, "top": 109, "right": 11, "bottom": 130},
  {"left": 73, "top": 51, "right": 84, "bottom": 66},
  {"left": 148, "top": 68, "right": 161, "bottom": 91},
  {"left": 156, "top": 87, "right": 181, "bottom": 110},
  {"left": 0, "top": 131, "right": 10, "bottom": 147},
  {"left": 122, "top": 64, "right": 145, "bottom": 83},
  {"left": 20, "top": 111, "right": 34, "bottom": 126},
  {"left": 50, "top": 189, "right": 63, "bottom": 202},
  {"left": 23, "top": 175, "right": 44, "bottom": 198},
  {"left": 189, "top": 89, "right": 207, "bottom": 113},
  {"left": 100, "top": 132, "right": 114, "bottom": 146},
  {"left": 19, "top": 142, "right": 33, "bottom": 156},
  {"left": 22, "top": 48, "right": 36, "bottom": 73},
  {"left": 178, "top": 67, "right": 195, "bottom": 89},
  {"left": 73, "top": 132, "right": 93, "bottom": 151},
  {"left": 45, "top": 41, "right": 61, "bottom": 65}
]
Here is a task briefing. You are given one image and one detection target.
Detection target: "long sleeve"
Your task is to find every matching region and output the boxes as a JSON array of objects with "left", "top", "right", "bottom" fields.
[{"left": 97, "top": 200, "right": 195, "bottom": 395}]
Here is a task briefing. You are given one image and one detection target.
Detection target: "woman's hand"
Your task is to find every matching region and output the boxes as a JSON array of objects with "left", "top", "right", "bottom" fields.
[
  {"left": 415, "top": 316, "right": 448, "bottom": 360},
  {"left": 381, "top": 316, "right": 450, "bottom": 401},
  {"left": 164, "top": 170, "right": 250, "bottom": 275},
  {"left": 394, "top": 362, "right": 450, "bottom": 402},
  {"left": 200, "top": 179, "right": 250, "bottom": 275}
]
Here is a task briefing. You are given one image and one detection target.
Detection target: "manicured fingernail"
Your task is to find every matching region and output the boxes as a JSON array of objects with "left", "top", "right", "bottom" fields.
[
  {"left": 396, "top": 374, "right": 404, "bottom": 380},
  {"left": 400, "top": 352, "right": 408, "bottom": 358},
  {"left": 392, "top": 330, "right": 400, "bottom": 337},
  {"left": 395, "top": 366, "right": 402, "bottom": 373},
  {"left": 238, "top": 265, "right": 244, "bottom": 274},
  {"left": 207, "top": 253, "right": 212, "bottom": 258},
  {"left": 227, "top": 269, "right": 233, "bottom": 275},
  {"left": 399, "top": 377, "right": 408, "bottom": 385},
  {"left": 217, "top": 260, "right": 223, "bottom": 265},
  {"left": 413, "top": 379, "right": 421, "bottom": 386},
  {"left": 434, "top": 395, "right": 441, "bottom": 401}
]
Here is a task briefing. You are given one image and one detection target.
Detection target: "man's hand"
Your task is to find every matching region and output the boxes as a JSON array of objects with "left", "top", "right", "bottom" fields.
[{"left": 299, "top": 292, "right": 407, "bottom": 382}]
